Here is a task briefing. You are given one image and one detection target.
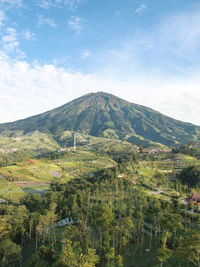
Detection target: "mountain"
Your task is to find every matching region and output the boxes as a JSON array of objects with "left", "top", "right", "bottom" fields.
[{"left": 1, "top": 92, "right": 200, "bottom": 147}]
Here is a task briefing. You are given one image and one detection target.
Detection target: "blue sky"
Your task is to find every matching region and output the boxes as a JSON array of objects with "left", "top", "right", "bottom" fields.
[{"left": 1, "top": 0, "right": 200, "bottom": 125}]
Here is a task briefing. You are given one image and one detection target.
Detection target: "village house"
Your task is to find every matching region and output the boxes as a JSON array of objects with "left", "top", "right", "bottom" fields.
[{"left": 188, "top": 192, "right": 200, "bottom": 205}]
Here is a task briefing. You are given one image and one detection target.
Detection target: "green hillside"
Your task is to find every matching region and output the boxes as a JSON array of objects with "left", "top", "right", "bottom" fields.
[{"left": 0, "top": 92, "right": 200, "bottom": 147}]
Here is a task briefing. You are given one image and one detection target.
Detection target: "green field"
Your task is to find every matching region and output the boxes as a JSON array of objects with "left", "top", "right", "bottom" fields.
[
  {"left": 0, "top": 149, "right": 117, "bottom": 203},
  {"left": 1, "top": 146, "right": 199, "bottom": 204}
]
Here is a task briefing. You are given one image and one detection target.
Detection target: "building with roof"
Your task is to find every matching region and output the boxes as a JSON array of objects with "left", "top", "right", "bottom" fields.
[{"left": 188, "top": 192, "right": 200, "bottom": 205}]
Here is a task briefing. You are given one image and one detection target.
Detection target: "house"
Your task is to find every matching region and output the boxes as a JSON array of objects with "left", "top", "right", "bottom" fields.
[
  {"left": 188, "top": 192, "right": 200, "bottom": 205},
  {"left": 131, "top": 180, "right": 137, "bottom": 185},
  {"left": 55, "top": 217, "right": 74, "bottom": 227}
]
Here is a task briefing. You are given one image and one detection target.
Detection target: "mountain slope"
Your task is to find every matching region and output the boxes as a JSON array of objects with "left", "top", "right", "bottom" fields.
[{"left": 1, "top": 92, "right": 200, "bottom": 147}]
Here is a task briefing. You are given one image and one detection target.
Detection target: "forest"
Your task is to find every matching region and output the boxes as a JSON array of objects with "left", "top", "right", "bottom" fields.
[{"left": 0, "top": 145, "right": 200, "bottom": 267}]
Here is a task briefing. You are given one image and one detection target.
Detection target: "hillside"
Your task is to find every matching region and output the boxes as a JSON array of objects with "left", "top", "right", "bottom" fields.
[{"left": 0, "top": 92, "right": 200, "bottom": 147}]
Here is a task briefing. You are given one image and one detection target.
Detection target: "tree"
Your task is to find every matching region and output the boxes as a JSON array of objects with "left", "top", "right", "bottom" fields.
[
  {"left": 58, "top": 239, "right": 98, "bottom": 267},
  {"left": 20, "top": 193, "right": 46, "bottom": 213},
  {"left": 178, "top": 165, "right": 200, "bottom": 187},
  {"left": 79, "top": 249, "right": 99, "bottom": 267},
  {"left": 115, "top": 254, "right": 123, "bottom": 267},
  {"left": 105, "top": 247, "right": 115, "bottom": 263},
  {"left": 171, "top": 195, "right": 181, "bottom": 213},
  {"left": 176, "top": 231, "right": 200, "bottom": 266},
  {"left": 0, "top": 238, "right": 21, "bottom": 267},
  {"left": 58, "top": 239, "right": 79, "bottom": 267},
  {"left": 38, "top": 245, "right": 55, "bottom": 265},
  {"left": 0, "top": 218, "right": 11, "bottom": 240},
  {"left": 36, "top": 203, "right": 57, "bottom": 248},
  {"left": 155, "top": 172, "right": 166, "bottom": 187},
  {"left": 157, "top": 246, "right": 172, "bottom": 267},
  {"left": 91, "top": 204, "right": 114, "bottom": 258},
  {"left": 160, "top": 213, "right": 182, "bottom": 240},
  {"left": 157, "top": 226, "right": 173, "bottom": 267}
]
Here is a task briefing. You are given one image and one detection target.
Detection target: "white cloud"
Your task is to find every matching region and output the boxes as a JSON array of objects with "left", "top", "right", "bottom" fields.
[
  {"left": 81, "top": 49, "right": 90, "bottom": 59},
  {"left": 1, "top": 28, "right": 22, "bottom": 55},
  {"left": 37, "top": 14, "right": 56, "bottom": 27},
  {"left": 156, "top": 12, "right": 200, "bottom": 58},
  {"left": 23, "top": 29, "right": 35, "bottom": 40},
  {"left": 68, "top": 16, "right": 85, "bottom": 34},
  {"left": 36, "top": 0, "right": 81, "bottom": 10},
  {"left": 0, "top": 9, "right": 200, "bottom": 126},
  {"left": 135, "top": 4, "right": 146, "bottom": 13},
  {"left": 96, "top": 10, "right": 200, "bottom": 79},
  {"left": 0, "top": 9, "right": 5, "bottom": 26},
  {"left": 0, "top": 0, "right": 23, "bottom": 8},
  {"left": 0, "top": 52, "right": 200, "bottom": 126},
  {"left": 0, "top": 27, "right": 34, "bottom": 57},
  {"left": 36, "top": 0, "right": 53, "bottom": 9},
  {"left": 2, "top": 28, "right": 17, "bottom": 43},
  {"left": 65, "top": 0, "right": 81, "bottom": 10}
]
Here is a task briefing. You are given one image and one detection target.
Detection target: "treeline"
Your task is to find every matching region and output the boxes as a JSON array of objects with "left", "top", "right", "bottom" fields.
[
  {"left": 0, "top": 149, "right": 47, "bottom": 167},
  {"left": 36, "top": 150, "right": 68, "bottom": 161},
  {"left": 172, "top": 144, "right": 200, "bottom": 159}
]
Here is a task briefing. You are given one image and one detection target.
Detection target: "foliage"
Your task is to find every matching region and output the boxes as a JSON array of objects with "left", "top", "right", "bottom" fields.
[
  {"left": 0, "top": 238, "right": 21, "bottom": 266},
  {"left": 178, "top": 165, "right": 200, "bottom": 187},
  {"left": 58, "top": 239, "right": 98, "bottom": 267},
  {"left": 172, "top": 144, "right": 200, "bottom": 159},
  {"left": 0, "top": 145, "right": 200, "bottom": 267},
  {"left": 176, "top": 231, "right": 200, "bottom": 266},
  {"left": 38, "top": 245, "right": 55, "bottom": 264},
  {"left": 157, "top": 247, "right": 172, "bottom": 266}
]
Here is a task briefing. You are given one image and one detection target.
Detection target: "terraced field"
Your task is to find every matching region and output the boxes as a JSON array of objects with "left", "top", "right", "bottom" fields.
[
  {"left": 0, "top": 149, "right": 116, "bottom": 202},
  {"left": 0, "top": 174, "right": 26, "bottom": 203},
  {"left": 1, "top": 148, "right": 199, "bottom": 204}
]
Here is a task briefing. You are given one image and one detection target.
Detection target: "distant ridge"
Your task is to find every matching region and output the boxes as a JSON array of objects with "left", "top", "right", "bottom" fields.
[{"left": 0, "top": 92, "right": 200, "bottom": 147}]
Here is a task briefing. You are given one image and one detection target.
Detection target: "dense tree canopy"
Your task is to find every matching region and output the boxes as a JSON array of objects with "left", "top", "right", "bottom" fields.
[
  {"left": 1, "top": 147, "right": 200, "bottom": 266},
  {"left": 178, "top": 165, "right": 200, "bottom": 187}
]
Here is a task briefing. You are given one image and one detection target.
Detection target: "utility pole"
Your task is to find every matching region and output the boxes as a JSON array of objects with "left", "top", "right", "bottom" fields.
[{"left": 74, "top": 133, "right": 76, "bottom": 151}]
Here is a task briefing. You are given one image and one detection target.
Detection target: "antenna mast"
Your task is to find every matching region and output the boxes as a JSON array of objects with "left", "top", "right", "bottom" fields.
[{"left": 74, "top": 133, "right": 76, "bottom": 151}]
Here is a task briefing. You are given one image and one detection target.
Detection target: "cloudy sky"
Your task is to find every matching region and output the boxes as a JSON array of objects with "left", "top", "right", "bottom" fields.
[{"left": 0, "top": 0, "right": 200, "bottom": 125}]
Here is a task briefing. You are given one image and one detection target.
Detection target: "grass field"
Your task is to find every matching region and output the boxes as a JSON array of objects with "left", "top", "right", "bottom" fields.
[
  {"left": 0, "top": 147, "right": 199, "bottom": 204},
  {"left": 0, "top": 149, "right": 117, "bottom": 203},
  {"left": 0, "top": 176, "right": 26, "bottom": 203},
  {"left": 0, "top": 130, "right": 60, "bottom": 151}
]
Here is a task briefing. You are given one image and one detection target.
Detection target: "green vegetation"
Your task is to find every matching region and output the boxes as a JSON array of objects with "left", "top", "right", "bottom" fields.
[
  {"left": 177, "top": 165, "right": 200, "bottom": 188},
  {"left": 0, "top": 149, "right": 116, "bottom": 202},
  {"left": 1, "top": 93, "right": 200, "bottom": 266},
  {"left": 173, "top": 144, "right": 200, "bottom": 159},
  {"left": 0, "top": 130, "right": 60, "bottom": 151},
  {"left": 0, "top": 92, "right": 200, "bottom": 149},
  {"left": 0, "top": 144, "right": 200, "bottom": 266},
  {"left": 0, "top": 175, "right": 26, "bottom": 203}
]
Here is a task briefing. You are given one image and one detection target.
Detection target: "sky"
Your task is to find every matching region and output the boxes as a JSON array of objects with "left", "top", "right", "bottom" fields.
[{"left": 0, "top": 0, "right": 200, "bottom": 125}]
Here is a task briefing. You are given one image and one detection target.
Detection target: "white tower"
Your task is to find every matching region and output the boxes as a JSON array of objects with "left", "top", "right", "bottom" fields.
[{"left": 74, "top": 133, "right": 76, "bottom": 151}]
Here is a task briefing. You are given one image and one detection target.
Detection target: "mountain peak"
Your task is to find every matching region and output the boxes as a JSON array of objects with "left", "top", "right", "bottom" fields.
[
  {"left": 0, "top": 92, "right": 200, "bottom": 147},
  {"left": 73, "top": 91, "right": 129, "bottom": 109}
]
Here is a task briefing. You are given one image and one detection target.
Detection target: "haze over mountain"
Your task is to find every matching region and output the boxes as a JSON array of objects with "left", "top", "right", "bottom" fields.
[{"left": 1, "top": 92, "right": 200, "bottom": 147}]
